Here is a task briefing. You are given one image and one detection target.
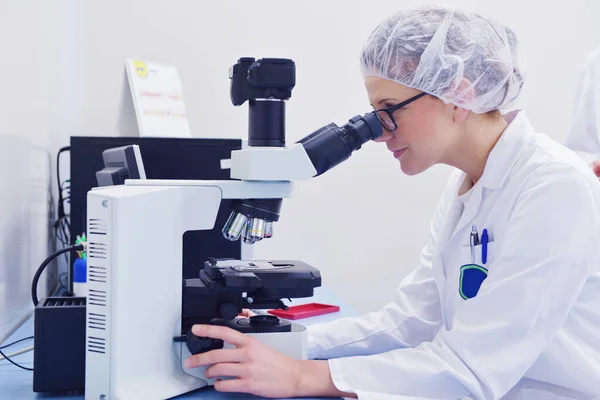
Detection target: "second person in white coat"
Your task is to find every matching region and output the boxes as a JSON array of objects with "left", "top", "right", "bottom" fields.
[{"left": 565, "top": 46, "right": 600, "bottom": 176}]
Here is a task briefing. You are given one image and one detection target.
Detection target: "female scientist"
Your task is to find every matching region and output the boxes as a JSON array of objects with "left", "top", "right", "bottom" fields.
[{"left": 185, "top": 6, "right": 600, "bottom": 399}]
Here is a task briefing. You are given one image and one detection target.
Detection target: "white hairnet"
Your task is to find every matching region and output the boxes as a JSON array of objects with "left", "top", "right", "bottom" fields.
[{"left": 360, "top": 6, "right": 524, "bottom": 113}]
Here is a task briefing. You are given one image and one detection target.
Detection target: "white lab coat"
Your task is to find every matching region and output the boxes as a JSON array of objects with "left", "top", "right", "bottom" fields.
[
  {"left": 307, "top": 110, "right": 600, "bottom": 400},
  {"left": 565, "top": 47, "right": 600, "bottom": 163}
]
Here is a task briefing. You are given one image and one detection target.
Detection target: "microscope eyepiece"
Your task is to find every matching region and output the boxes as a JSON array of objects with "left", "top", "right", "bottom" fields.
[{"left": 297, "top": 112, "right": 383, "bottom": 176}]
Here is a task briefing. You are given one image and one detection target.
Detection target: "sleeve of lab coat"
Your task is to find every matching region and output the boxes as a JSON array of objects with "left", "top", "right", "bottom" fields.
[
  {"left": 307, "top": 246, "right": 443, "bottom": 359},
  {"left": 306, "top": 172, "right": 460, "bottom": 360},
  {"left": 565, "top": 48, "right": 600, "bottom": 163},
  {"left": 326, "top": 165, "right": 600, "bottom": 400}
]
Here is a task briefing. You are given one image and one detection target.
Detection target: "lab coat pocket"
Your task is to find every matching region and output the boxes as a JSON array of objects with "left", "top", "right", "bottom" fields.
[{"left": 459, "top": 242, "right": 495, "bottom": 300}]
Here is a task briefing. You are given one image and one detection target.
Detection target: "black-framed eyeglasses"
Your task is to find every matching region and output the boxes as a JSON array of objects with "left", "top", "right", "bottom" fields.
[{"left": 373, "top": 92, "right": 428, "bottom": 131}]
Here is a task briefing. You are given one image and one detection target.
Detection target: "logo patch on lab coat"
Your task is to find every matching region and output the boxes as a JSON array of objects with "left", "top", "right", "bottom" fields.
[{"left": 459, "top": 264, "right": 488, "bottom": 299}]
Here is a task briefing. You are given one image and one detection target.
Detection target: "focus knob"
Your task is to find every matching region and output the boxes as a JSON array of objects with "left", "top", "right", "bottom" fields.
[{"left": 219, "top": 302, "right": 238, "bottom": 320}]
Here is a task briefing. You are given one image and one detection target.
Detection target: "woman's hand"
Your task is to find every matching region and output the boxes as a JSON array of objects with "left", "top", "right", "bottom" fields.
[
  {"left": 238, "top": 309, "right": 256, "bottom": 318},
  {"left": 184, "top": 324, "right": 355, "bottom": 398},
  {"left": 184, "top": 324, "right": 301, "bottom": 398}
]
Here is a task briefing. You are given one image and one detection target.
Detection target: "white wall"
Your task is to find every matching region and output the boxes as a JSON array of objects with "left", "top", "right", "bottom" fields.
[
  {"left": 0, "top": 0, "right": 598, "bottom": 338},
  {"left": 0, "top": 0, "right": 84, "bottom": 341}
]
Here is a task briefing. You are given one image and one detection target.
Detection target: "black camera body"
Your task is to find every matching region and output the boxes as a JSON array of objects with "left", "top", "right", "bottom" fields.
[
  {"left": 229, "top": 57, "right": 295, "bottom": 106},
  {"left": 229, "top": 58, "right": 295, "bottom": 148}
]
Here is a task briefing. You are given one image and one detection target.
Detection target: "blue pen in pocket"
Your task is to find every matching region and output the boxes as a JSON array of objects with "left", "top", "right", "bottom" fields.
[
  {"left": 461, "top": 228, "right": 488, "bottom": 300},
  {"left": 481, "top": 229, "right": 489, "bottom": 264}
]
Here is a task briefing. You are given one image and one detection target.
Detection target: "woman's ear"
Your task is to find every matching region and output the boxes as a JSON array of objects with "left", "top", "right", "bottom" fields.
[
  {"left": 452, "top": 104, "right": 470, "bottom": 124},
  {"left": 445, "top": 77, "right": 475, "bottom": 123}
]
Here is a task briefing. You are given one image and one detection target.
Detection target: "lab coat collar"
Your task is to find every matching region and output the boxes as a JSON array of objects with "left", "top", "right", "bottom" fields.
[
  {"left": 449, "top": 110, "right": 531, "bottom": 247},
  {"left": 477, "top": 109, "right": 531, "bottom": 190}
]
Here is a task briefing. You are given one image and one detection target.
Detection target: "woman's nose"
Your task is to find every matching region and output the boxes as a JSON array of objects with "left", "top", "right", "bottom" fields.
[{"left": 374, "top": 130, "right": 394, "bottom": 143}]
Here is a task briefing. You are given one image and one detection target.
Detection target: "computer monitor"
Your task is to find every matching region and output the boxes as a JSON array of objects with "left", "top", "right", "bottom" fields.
[
  {"left": 95, "top": 145, "right": 146, "bottom": 186},
  {"left": 70, "top": 136, "right": 243, "bottom": 286}
]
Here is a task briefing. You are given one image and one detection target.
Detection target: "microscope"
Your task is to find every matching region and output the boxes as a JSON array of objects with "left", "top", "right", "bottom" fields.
[{"left": 84, "top": 58, "right": 382, "bottom": 400}]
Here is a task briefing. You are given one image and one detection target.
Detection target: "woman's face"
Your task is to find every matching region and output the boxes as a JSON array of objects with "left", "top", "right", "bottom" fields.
[{"left": 365, "top": 76, "right": 458, "bottom": 175}]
